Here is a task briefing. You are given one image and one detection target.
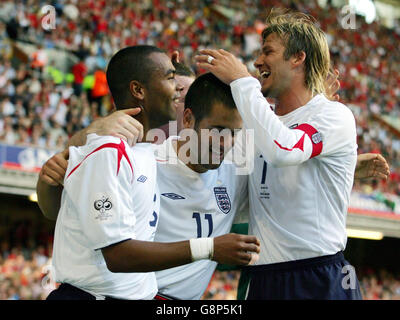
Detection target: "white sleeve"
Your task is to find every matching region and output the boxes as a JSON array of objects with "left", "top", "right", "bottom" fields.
[
  {"left": 65, "top": 137, "right": 136, "bottom": 251},
  {"left": 308, "top": 103, "right": 357, "bottom": 157},
  {"left": 232, "top": 175, "right": 249, "bottom": 224},
  {"left": 230, "top": 77, "right": 354, "bottom": 166}
]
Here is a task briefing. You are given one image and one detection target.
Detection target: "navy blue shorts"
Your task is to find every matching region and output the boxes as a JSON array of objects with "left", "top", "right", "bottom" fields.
[
  {"left": 46, "top": 283, "right": 120, "bottom": 300},
  {"left": 244, "top": 252, "right": 362, "bottom": 300}
]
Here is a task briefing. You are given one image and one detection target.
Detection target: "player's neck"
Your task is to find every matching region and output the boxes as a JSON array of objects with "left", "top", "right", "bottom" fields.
[
  {"left": 131, "top": 113, "right": 152, "bottom": 142},
  {"left": 274, "top": 86, "right": 314, "bottom": 116}
]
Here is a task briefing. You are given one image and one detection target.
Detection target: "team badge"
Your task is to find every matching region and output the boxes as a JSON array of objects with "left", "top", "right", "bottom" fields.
[
  {"left": 311, "top": 132, "right": 322, "bottom": 144},
  {"left": 93, "top": 196, "right": 113, "bottom": 221},
  {"left": 214, "top": 187, "right": 231, "bottom": 214}
]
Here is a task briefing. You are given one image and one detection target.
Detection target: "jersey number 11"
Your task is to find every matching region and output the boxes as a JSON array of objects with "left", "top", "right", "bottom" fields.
[{"left": 192, "top": 212, "right": 213, "bottom": 238}]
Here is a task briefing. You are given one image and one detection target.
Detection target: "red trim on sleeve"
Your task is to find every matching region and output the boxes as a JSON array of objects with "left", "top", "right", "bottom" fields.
[
  {"left": 154, "top": 294, "right": 169, "bottom": 300},
  {"left": 273, "top": 133, "right": 305, "bottom": 152},
  {"left": 295, "top": 123, "right": 323, "bottom": 158},
  {"left": 67, "top": 140, "right": 134, "bottom": 179}
]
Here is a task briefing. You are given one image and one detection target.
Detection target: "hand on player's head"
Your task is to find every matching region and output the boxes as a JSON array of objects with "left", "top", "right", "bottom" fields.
[
  {"left": 86, "top": 108, "right": 144, "bottom": 147},
  {"left": 39, "top": 148, "right": 69, "bottom": 186},
  {"left": 194, "top": 49, "right": 251, "bottom": 85}
]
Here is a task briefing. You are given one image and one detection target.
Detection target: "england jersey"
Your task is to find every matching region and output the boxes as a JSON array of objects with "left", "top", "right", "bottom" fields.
[
  {"left": 230, "top": 77, "right": 357, "bottom": 265},
  {"left": 153, "top": 137, "right": 248, "bottom": 300},
  {"left": 52, "top": 134, "right": 159, "bottom": 299}
]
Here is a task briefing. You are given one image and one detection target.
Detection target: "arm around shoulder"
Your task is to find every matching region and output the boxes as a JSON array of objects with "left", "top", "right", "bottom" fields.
[{"left": 36, "top": 148, "right": 69, "bottom": 220}]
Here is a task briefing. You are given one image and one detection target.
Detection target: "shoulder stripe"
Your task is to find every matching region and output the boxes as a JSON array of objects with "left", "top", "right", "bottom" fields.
[{"left": 67, "top": 140, "right": 134, "bottom": 179}]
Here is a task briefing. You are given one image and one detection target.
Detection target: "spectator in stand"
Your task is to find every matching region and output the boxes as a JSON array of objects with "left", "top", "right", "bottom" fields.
[
  {"left": 71, "top": 58, "right": 87, "bottom": 97},
  {"left": 91, "top": 67, "right": 109, "bottom": 115},
  {"left": 30, "top": 44, "right": 47, "bottom": 73},
  {"left": 202, "top": 271, "right": 240, "bottom": 300}
]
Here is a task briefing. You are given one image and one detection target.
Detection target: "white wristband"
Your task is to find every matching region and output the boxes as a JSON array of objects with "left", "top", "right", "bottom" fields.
[{"left": 189, "top": 238, "right": 214, "bottom": 261}]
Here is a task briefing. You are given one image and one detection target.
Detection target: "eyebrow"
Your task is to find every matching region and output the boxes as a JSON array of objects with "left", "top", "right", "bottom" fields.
[
  {"left": 208, "top": 126, "right": 234, "bottom": 132},
  {"left": 165, "top": 69, "right": 176, "bottom": 76},
  {"left": 262, "top": 44, "right": 273, "bottom": 51}
]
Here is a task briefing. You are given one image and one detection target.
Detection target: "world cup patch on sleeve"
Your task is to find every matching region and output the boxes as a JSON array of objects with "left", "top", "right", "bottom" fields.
[
  {"left": 93, "top": 195, "right": 114, "bottom": 221},
  {"left": 214, "top": 187, "right": 231, "bottom": 214}
]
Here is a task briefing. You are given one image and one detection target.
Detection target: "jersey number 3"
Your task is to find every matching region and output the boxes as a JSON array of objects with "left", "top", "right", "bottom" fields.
[{"left": 149, "top": 194, "right": 158, "bottom": 227}]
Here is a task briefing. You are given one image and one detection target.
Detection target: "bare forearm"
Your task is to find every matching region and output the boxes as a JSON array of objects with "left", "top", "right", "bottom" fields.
[
  {"left": 36, "top": 179, "right": 63, "bottom": 220},
  {"left": 102, "top": 239, "right": 192, "bottom": 273}
]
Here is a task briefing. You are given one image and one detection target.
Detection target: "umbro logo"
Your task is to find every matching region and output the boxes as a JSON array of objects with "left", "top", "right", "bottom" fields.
[
  {"left": 137, "top": 175, "right": 147, "bottom": 183},
  {"left": 161, "top": 193, "right": 185, "bottom": 200}
]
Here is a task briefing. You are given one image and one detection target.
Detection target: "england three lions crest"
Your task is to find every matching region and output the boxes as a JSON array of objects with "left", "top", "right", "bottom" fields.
[{"left": 214, "top": 187, "right": 231, "bottom": 214}]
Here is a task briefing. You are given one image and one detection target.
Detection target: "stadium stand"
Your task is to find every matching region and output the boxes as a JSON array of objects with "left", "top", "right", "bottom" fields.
[
  {"left": 0, "top": 0, "right": 400, "bottom": 299},
  {"left": 1, "top": 0, "right": 399, "bottom": 193}
]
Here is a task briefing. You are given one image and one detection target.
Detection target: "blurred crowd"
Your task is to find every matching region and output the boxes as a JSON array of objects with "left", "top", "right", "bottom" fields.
[
  {"left": 202, "top": 270, "right": 240, "bottom": 300},
  {"left": 357, "top": 268, "right": 400, "bottom": 300},
  {"left": 0, "top": 244, "right": 53, "bottom": 300},
  {"left": 0, "top": 215, "right": 54, "bottom": 299},
  {"left": 0, "top": 0, "right": 399, "bottom": 194}
]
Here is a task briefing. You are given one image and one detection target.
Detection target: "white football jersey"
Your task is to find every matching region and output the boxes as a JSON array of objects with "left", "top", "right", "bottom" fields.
[
  {"left": 52, "top": 134, "right": 159, "bottom": 299},
  {"left": 231, "top": 77, "right": 357, "bottom": 265},
  {"left": 153, "top": 137, "right": 248, "bottom": 300}
]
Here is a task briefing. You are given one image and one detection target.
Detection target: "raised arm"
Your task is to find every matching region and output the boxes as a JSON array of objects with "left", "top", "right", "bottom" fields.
[
  {"left": 196, "top": 50, "right": 355, "bottom": 167},
  {"left": 195, "top": 49, "right": 355, "bottom": 167}
]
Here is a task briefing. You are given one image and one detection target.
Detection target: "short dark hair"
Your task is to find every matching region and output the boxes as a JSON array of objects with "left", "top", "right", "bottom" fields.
[
  {"left": 106, "top": 45, "right": 165, "bottom": 107},
  {"left": 184, "top": 73, "right": 236, "bottom": 123},
  {"left": 172, "top": 60, "right": 195, "bottom": 78}
]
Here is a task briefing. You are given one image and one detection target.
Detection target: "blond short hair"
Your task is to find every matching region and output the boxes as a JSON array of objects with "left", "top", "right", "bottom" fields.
[{"left": 261, "top": 8, "right": 330, "bottom": 95}]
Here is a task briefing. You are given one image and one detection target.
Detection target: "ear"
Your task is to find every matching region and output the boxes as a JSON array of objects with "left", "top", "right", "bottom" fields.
[
  {"left": 182, "top": 108, "right": 195, "bottom": 129},
  {"left": 129, "top": 80, "right": 145, "bottom": 100},
  {"left": 171, "top": 50, "right": 180, "bottom": 63},
  {"left": 291, "top": 51, "right": 306, "bottom": 68}
]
